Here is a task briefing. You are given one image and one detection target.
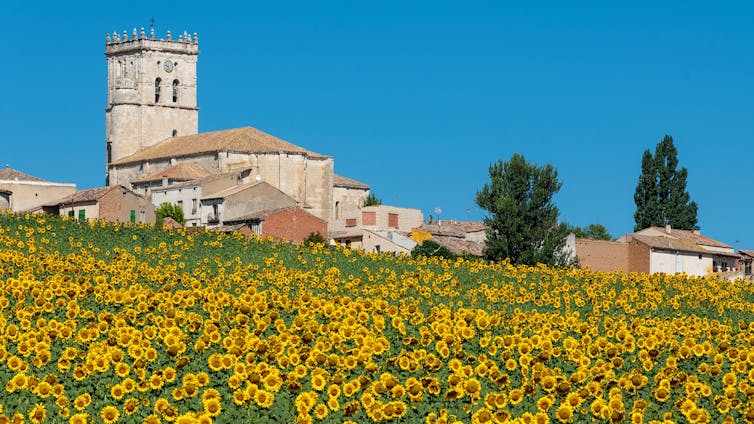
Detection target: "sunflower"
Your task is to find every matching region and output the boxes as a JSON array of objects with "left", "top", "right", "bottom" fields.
[
  {"left": 255, "top": 389, "right": 275, "bottom": 408},
  {"left": 28, "top": 403, "right": 46, "bottom": 424},
  {"left": 123, "top": 398, "right": 140, "bottom": 416},
  {"left": 207, "top": 354, "right": 223, "bottom": 372},
  {"left": 314, "top": 404, "right": 329, "bottom": 420},
  {"left": 555, "top": 403, "right": 573, "bottom": 423},
  {"left": 11, "top": 374, "right": 27, "bottom": 390},
  {"left": 114, "top": 362, "right": 130, "bottom": 377},
  {"left": 110, "top": 384, "right": 126, "bottom": 400},
  {"left": 232, "top": 390, "right": 246, "bottom": 405},
  {"left": 537, "top": 395, "right": 554, "bottom": 412},
  {"left": 69, "top": 413, "right": 89, "bottom": 424},
  {"left": 203, "top": 398, "right": 222, "bottom": 417},
  {"left": 100, "top": 406, "right": 120, "bottom": 424},
  {"left": 73, "top": 393, "right": 92, "bottom": 411}
]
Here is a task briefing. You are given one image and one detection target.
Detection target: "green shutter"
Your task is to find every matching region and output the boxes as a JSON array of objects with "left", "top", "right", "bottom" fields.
[
  {"left": 130, "top": 210, "right": 136, "bottom": 223},
  {"left": 78, "top": 209, "right": 85, "bottom": 222},
  {"left": 68, "top": 210, "right": 74, "bottom": 218}
]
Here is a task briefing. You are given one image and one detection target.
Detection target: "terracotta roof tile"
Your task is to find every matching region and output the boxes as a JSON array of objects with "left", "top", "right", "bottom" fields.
[
  {"left": 632, "top": 234, "right": 711, "bottom": 255},
  {"left": 440, "top": 220, "right": 487, "bottom": 233},
  {"left": 416, "top": 223, "right": 466, "bottom": 238},
  {"left": 151, "top": 172, "right": 236, "bottom": 192},
  {"left": 739, "top": 249, "right": 754, "bottom": 257},
  {"left": 645, "top": 227, "right": 732, "bottom": 249},
  {"left": 131, "top": 163, "right": 211, "bottom": 184},
  {"left": 226, "top": 207, "right": 298, "bottom": 222},
  {"left": 201, "top": 181, "right": 267, "bottom": 200},
  {"left": 432, "top": 236, "right": 485, "bottom": 256},
  {"left": 0, "top": 167, "right": 46, "bottom": 182},
  {"left": 55, "top": 186, "right": 125, "bottom": 205},
  {"left": 333, "top": 174, "right": 369, "bottom": 189},
  {"left": 112, "top": 126, "right": 328, "bottom": 165}
]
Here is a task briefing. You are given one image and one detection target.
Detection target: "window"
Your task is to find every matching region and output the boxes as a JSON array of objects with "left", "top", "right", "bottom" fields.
[
  {"left": 172, "top": 129, "right": 178, "bottom": 137},
  {"left": 177, "top": 200, "right": 184, "bottom": 214},
  {"left": 388, "top": 213, "right": 399, "bottom": 228},
  {"left": 335, "top": 201, "right": 340, "bottom": 219},
  {"left": 130, "top": 210, "right": 136, "bottom": 223},
  {"left": 192, "top": 199, "right": 197, "bottom": 213},
  {"left": 78, "top": 209, "right": 85, "bottom": 222},
  {"left": 68, "top": 210, "right": 74, "bottom": 218},
  {"left": 375, "top": 245, "right": 381, "bottom": 253},
  {"left": 345, "top": 218, "right": 357, "bottom": 227},
  {"left": 675, "top": 261, "right": 682, "bottom": 273},
  {"left": 658, "top": 263, "right": 665, "bottom": 273},
  {"left": 155, "top": 78, "right": 161, "bottom": 102},
  {"left": 362, "top": 211, "right": 376, "bottom": 226},
  {"left": 172, "top": 80, "right": 179, "bottom": 102}
]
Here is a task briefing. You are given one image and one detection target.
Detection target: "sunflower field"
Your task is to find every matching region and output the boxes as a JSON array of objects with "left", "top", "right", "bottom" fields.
[{"left": 1, "top": 212, "right": 754, "bottom": 424}]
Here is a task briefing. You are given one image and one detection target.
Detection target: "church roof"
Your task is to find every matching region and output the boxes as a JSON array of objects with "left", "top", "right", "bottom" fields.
[
  {"left": 112, "top": 126, "right": 329, "bottom": 165},
  {"left": 334, "top": 174, "right": 369, "bottom": 190},
  {"left": 131, "top": 163, "right": 211, "bottom": 184},
  {"left": 0, "top": 166, "right": 46, "bottom": 182}
]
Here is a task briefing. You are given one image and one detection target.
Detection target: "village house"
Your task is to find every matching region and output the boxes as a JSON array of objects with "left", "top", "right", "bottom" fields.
[
  {"left": 0, "top": 189, "right": 11, "bottom": 211},
  {"left": 130, "top": 162, "right": 211, "bottom": 195},
  {"left": 221, "top": 206, "right": 327, "bottom": 243},
  {"left": 200, "top": 181, "right": 298, "bottom": 229},
  {"left": 329, "top": 205, "right": 423, "bottom": 254},
  {"left": 411, "top": 220, "right": 487, "bottom": 257},
  {"left": 41, "top": 185, "right": 155, "bottom": 224},
  {"left": 150, "top": 170, "right": 252, "bottom": 227},
  {"left": 738, "top": 250, "right": 754, "bottom": 279},
  {"left": 332, "top": 175, "right": 370, "bottom": 221},
  {"left": 0, "top": 166, "right": 76, "bottom": 212},
  {"left": 575, "top": 225, "right": 739, "bottom": 278}
]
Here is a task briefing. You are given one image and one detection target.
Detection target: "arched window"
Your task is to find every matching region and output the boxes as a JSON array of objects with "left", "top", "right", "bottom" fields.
[
  {"left": 154, "top": 78, "right": 161, "bottom": 102},
  {"left": 335, "top": 201, "right": 340, "bottom": 219},
  {"left": 172, "top": 80, "right": 179, "bottom": 102}
]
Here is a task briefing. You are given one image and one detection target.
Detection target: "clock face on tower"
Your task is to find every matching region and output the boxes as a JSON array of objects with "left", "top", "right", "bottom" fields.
[{"left": 163, "top": 60, "right": 174, "bottom": 73}]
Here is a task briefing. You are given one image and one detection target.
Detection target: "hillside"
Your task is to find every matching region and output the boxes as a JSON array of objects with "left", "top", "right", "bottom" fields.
[{"left": 1, "top": 211, "right": 753, "bottom": 423}]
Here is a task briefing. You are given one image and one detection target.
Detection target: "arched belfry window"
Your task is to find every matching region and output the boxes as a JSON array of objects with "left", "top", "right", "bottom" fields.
[
  {"left": 154, "top": 78, "right": 162, "bottom": 102},
  {"left": 172, "top": 80, "right": 179, "bottom": 102}
]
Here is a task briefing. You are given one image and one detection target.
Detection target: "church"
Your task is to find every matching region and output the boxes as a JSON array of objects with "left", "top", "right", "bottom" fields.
[{"left": 104, "top": 27, "right": 368, "bottom": 224}]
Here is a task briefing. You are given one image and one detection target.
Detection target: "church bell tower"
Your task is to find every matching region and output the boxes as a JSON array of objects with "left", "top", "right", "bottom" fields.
[{"left": 105, "top": 27, "right": 199, "bottom": 185}]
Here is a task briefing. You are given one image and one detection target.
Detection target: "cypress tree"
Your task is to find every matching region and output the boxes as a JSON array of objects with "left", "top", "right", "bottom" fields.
[{"left": 633, "top": 135, "right": 698, "bottom": 230}]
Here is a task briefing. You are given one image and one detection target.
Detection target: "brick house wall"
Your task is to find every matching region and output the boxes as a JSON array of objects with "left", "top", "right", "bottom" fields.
[
  {"left": 99, "top": 188, "right": 156, "bottom": 224},
  {"left": 576, "top": 239, "right": 631, "bottom": 273},
  {"left": 262, "top": 208, "right": 328, "bottom": 243},
  {"left": 627, "top": 239, "right": 651, "bottom": 274}
]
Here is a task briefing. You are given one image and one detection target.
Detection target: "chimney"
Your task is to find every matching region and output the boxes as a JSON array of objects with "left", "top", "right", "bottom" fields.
[
  {"left": 692, "top": 225, "right": 701, "bottom": 235},
  {"left": 665, "top": 224, "right": 671, "bottom": 234}
]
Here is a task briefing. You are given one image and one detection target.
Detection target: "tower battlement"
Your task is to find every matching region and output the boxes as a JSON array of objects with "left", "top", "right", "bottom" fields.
[
  {"left": 105, "top": 28, "right": 199, "bottom": 55},
  {"left": 105, "top": 26, "right": 200, "bottom": 184}
]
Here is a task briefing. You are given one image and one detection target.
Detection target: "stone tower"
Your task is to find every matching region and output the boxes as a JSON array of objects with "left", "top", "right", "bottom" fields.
[{"left": 105, "top": 27, "right": 199, "bottom": 185}]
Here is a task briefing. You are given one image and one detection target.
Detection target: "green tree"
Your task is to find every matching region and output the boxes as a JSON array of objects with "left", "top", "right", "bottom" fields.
[
  {"left": 302, "top": 232, "right": 326, "bottom": 246},
  {"left": 155, "top": 203, "right": 185, "bottom": 227},
  {"left": 568, "top": 223, "right": 612, "bottom": 240},
  {"left": 362, "top": 192, "right": 382, "bottom": 207},
  {"left": 633, "top": 135, "right": 698, "bottom": 230},
  {"left": 476, "top": 153, "right": 572, "bottom": 267},
  {"left": 411, "top": 239, "right": 456, "bottom": 260}
]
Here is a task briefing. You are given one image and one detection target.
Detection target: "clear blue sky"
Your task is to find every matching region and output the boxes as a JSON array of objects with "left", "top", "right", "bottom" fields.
[{"left": 2, "top": 1, "right": 753, "bottom": 248}]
